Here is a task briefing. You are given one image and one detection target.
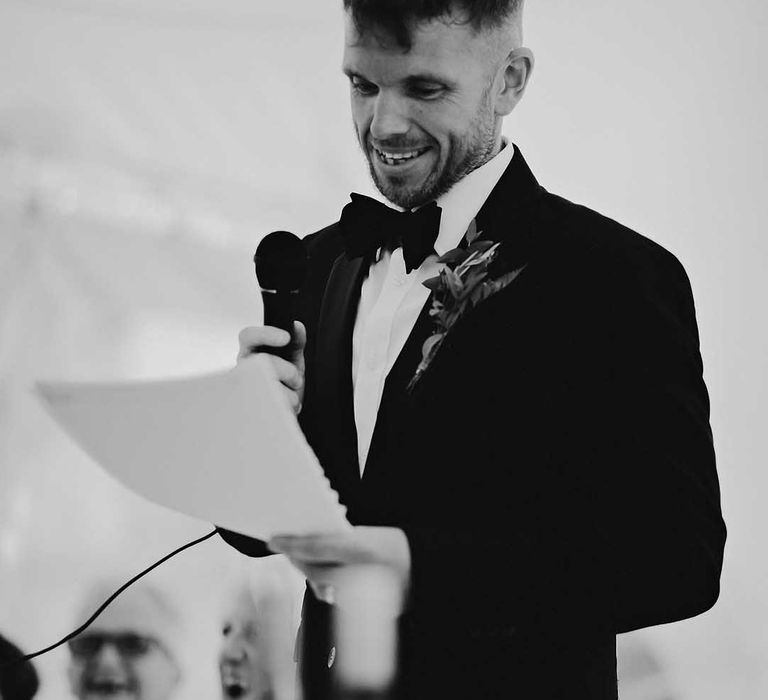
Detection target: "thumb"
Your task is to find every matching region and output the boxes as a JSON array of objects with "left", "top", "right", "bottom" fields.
[{"left": 288, "top": 321, "right": 307, "bottom": 361}]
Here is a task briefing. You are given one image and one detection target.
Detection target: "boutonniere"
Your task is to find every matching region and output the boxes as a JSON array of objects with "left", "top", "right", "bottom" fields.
[{"left": 407, "top": 220, "right": 527, "bottom": 392}]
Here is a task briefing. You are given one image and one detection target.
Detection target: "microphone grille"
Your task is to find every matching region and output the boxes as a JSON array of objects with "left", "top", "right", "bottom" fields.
[{"left": 254, "top": 231, "right": 308, "bottom": 292}]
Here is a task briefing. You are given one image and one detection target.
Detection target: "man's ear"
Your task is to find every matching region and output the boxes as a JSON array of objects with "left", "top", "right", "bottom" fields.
[{"left": 495, "top": 47, "right": 535, "bottom": 116}]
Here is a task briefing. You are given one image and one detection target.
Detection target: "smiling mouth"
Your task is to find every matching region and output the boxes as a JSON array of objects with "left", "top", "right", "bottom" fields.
[{"left": 373, "top": 145, "right": 431, "bottom": 167}]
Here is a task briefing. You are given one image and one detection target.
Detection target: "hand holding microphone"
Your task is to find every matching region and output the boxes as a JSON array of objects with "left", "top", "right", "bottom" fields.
[
  {"left": 238, "top": 323, "right": 306, "bottom": 414},
  {"left": 237, "top": 231, "right": 308, "bottom": 415}
]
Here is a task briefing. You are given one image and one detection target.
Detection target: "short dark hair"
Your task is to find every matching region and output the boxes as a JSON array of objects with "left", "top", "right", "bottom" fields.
[{"left": 343, "top": 0, "right": 522, "bottom": 50}]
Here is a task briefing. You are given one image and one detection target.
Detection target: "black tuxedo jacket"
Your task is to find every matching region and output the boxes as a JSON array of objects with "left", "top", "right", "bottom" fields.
[{"left": 221, "top": 148, "right": 726, "bottom": 699}]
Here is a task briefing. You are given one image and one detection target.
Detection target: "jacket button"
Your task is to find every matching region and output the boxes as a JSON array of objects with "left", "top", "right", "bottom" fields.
[{"left": 327, "top": 646, "right": 336, "bottom": 668}]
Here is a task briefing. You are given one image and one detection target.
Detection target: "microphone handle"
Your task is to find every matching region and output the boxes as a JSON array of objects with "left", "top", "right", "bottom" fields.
[{"left": 261, "top": 288, "right": 298, "bottom": 358}]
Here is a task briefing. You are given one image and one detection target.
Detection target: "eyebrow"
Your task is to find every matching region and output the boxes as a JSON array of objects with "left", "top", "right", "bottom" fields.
[
  {"left": 342, "top": 68, "right": 455, "bottom": 89},
  {"left": 404, "top": 74, "right": 455, "bottom": 89}
]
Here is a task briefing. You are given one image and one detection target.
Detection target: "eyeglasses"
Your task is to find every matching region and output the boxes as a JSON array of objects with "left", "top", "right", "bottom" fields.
[{"left": 67, "top": 633, "right": 158, "bottom": 659}]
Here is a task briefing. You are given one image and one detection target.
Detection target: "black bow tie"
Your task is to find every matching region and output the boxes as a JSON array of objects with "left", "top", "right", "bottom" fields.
[{"left": 339, "top": 193, "right": 442, "bottom": 274}]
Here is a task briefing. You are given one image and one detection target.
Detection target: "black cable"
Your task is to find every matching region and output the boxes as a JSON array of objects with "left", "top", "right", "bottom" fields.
[{"left": 1, "top": 527, "right": 219, "bottom": 669}]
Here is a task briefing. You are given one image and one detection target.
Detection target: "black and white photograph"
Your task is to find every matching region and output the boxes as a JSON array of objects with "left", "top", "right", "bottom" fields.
[{"left": 0, "top": 1, "right": 765, "bottom": 698}]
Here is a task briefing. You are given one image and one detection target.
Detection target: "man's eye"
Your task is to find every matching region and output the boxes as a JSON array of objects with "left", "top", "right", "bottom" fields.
[
  {"left": 351, "top": 79, "right": 377, "bottom": 96},
  {"left": 410, "top": 85, "right": 444, "bottom": 100}
]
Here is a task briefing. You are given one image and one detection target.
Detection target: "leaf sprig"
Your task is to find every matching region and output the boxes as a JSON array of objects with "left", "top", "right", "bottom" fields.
[{"left": 408, "top": 222, "right": 526, "bottom": 392}]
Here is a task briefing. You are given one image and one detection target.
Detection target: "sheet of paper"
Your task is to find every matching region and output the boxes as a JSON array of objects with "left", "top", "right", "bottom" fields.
[{"left": 36, "top": 356, "right": 350, "bottom": 540}]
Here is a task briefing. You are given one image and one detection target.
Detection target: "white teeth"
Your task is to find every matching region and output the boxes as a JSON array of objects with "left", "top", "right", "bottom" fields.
[{"left": 375, "top": 147, "right": 427, "bottom": 165}]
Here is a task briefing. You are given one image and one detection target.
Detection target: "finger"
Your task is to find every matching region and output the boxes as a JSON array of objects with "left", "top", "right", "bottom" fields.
[
  {"left": 286, "top": 321, "right": 307, "bottom": 363},
  {"left": 266, "top": 355, "right": 303, "bottom": 391},
  {"left": 310, "top": 581, "right": 336, "bottom": 605},
  {"left": 302, "top": 563, "right": 340, "bottom": 604},
  {"left": 302, "top": 562, "right": 341, "bottom": 581},
  {"left": 238, "top": 326, "right": 291, "bottom": 358},
  {"left": 268, "top": 534, "right": 353, "bottom": 563},
  {"left": 282, "top": 386, "right": 301, "bottom": 414},
  {"left": 280, "top": 556, "right": 339, "bottom": 587},
  {"left": 235, "top": 353, "right": 301, "bottom": 398}
]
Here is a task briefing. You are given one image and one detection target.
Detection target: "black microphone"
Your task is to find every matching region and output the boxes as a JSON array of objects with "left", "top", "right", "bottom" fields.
[
  {"left": 217, "top": 231, "right": 310, "bottom": 559},
  {"left": 254, "top": 231, "right": 308, "bottom": 356}
]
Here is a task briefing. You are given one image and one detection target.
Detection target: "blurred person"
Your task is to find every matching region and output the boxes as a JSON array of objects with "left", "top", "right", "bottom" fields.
[
  {"left": 220, "top": 1, "right": 727, "bottom": 698},
  {"left": 67, "top": 580, "right": 182, "bottom": 700},
  {"left": 218, "top": 585, "right": 272, "bottom": 700},
  {"left": 0, "top": 632, "right": 39, "bottom": 700},
  {"left": 218, "top": 574, "right": 298, "bottom": 700}
]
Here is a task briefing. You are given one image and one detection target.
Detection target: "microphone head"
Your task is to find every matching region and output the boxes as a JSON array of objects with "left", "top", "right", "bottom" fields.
[{"left": 254, "top": 231, "right": 308, "bottom": 292}]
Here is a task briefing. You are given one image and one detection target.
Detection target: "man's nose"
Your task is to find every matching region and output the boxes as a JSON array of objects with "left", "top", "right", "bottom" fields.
[
  {"left": 369, "top": 92, "right": 410, "bottom": 141},
  {"left": 221, "top": 638, "right": 247, "bottom": 663},
  {"left": 91, "top": 642, "right": 124, "bottom": 669}
]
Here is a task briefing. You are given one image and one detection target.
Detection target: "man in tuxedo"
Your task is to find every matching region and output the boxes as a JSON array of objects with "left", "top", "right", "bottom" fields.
[{"left": 221, "top": 1, "right": 726, "bottom": 697}]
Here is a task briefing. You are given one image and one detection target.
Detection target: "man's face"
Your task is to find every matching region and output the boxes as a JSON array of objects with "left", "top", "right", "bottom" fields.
[
  {"left": 67, "top": 598, "right": 180, "bottom": 700},
  {"left": 67, "top": 631, "right": 178, "bottom": 700},
  {"left": 218, "top": 591, "right": 270, "bottom": 700},
  {"left": 342, "top": 12, "right": 504, "bottom": 209}
]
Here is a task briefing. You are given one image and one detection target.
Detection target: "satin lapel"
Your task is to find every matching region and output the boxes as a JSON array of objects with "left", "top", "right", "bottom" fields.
[
  {"left": 313, "top": 252, "right": 368, "bottom": 495},
  {"left": 475, "top": 146, "right": 544, "bottom": 264}
]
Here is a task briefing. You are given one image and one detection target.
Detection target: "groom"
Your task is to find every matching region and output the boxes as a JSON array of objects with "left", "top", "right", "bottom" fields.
[{"left": 222, "top": 1, "right": 726, "bottom": 698}]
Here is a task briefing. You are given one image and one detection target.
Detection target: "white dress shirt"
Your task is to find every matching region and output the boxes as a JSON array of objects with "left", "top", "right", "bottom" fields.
[{"left": 352, "top": 141, "right": 516, "bottom": 474}]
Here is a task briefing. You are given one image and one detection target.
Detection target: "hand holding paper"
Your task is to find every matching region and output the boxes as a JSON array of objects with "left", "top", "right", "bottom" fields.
[{"left": 268, "top": 527, "right": 411, "bottom": 607}]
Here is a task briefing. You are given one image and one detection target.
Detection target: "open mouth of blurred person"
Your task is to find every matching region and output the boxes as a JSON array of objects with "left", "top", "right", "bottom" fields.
[{"left": 220, "top": 663, "right": 254, "bottom": 699}]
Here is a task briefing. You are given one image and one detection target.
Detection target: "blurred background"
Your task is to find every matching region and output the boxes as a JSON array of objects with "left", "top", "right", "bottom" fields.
[{"left": 0, "top": 0, "right": 766, "bottom": 698}]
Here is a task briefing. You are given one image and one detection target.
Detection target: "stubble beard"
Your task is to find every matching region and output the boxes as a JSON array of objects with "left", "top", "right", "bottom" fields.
[{"left": 362, "top": 92, "right": 499, "bottom": 210}]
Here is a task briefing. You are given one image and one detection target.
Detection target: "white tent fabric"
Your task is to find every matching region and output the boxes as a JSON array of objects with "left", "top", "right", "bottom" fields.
[
  {"left": 0, "top": 0, "right": 370, "bottom": 236},
  {"left": 1, "top": 1, "right": 767, "bottom": 699}
]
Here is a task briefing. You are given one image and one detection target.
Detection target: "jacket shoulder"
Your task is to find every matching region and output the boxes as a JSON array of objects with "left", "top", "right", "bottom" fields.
[
  {"left": 302, "top": 221, "right": 344, "bottom": 269},
  {"left": 536, "top": 192, "right": 702, "bottom": 353},
  {"left": 541, "top": 191, "right": 693, "bottom": 294}
]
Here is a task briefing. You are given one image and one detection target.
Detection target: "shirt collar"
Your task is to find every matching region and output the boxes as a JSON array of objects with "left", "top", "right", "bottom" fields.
[{"left": 433, "top": 139, "right": 515, "bottom": 255}]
